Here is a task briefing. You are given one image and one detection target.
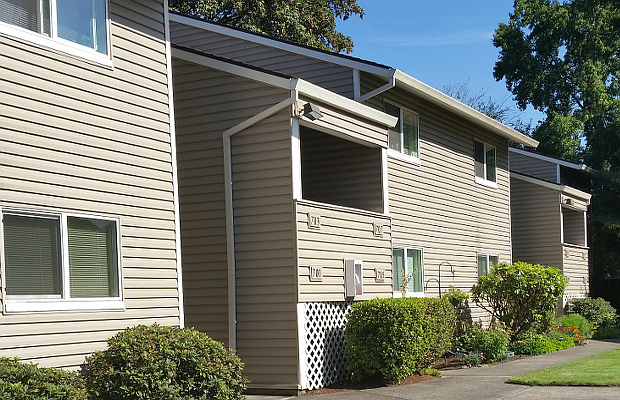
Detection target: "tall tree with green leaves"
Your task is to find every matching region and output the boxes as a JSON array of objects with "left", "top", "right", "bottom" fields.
[
  {"left": 493, "top": 0, "right": 620, "bottom": 278},
  {"left": 168, "top": 0, "right": 364, "bottom": 53}
]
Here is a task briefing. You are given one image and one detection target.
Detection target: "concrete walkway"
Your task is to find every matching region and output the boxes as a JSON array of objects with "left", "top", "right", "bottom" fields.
[{"left": 247, "top": 339, "right": 620, "bottom": 400}]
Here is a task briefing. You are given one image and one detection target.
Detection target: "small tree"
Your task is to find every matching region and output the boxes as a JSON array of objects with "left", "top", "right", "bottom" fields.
[{"left": 471, "top": 261, "right": 567, "bottom": 337}]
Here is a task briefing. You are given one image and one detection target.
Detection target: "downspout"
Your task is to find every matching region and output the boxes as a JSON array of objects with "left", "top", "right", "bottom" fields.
[
  {"left": 163, "top": 1, "right": 185, "bottom": 328},
  {"left": 223, "top": 93, "right": 298, "bottom": 349},
  {"left": 356, "top": 70, "right": 396, "bottom": 103}
]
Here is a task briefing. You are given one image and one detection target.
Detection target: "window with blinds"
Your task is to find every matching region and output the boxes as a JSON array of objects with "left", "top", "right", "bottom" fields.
[
  {"left": 2, "top": 210, "right": 120, "bottom": 301},
  {"left": 0, "top": 0, "right": 108, "bottom": 55}
]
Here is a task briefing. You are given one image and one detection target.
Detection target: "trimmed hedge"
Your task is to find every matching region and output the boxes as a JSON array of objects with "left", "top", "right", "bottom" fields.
[
  {"left": 344, "top": 297, "right": 455, "bottom": 383},
  {"left": 0, "top": 357, "right": 86, "bottom": 400},
  {"left": 83, "top": 325, "right": 248, "bottom": 400}
]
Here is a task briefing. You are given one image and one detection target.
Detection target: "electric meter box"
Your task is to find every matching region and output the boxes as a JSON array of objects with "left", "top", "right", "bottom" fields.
[{"left": 345, "top": 260, "right": 363, "bottom": 298}]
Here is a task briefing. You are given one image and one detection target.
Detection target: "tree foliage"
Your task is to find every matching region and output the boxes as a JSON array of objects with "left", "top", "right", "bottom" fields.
[
  {"left": 168, "top": 0, "right": 364, "bottom": 53},
  {"left": 471, "top": 262, "right": 567, "bottom": 337},
  {"left": 493, "top": 0, "right": 620, "bottom": 276}
]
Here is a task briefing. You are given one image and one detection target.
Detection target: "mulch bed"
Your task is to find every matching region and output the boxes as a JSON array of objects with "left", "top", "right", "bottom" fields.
[{"left": 301, "top": 354, "right": 527, "bottom": 396}]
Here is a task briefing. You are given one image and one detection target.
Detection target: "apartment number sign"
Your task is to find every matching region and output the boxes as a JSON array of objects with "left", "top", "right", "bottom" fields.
[{"left": 308, "top": 212, "right": 321, "bottom": 229}]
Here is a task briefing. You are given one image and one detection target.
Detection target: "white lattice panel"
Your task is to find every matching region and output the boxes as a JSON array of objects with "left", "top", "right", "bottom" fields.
[{"left": 301, "top": 302, "right": 351, "bottom": 390}]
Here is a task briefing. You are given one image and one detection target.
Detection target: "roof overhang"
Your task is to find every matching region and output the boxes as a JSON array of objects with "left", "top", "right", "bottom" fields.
[
  {"left": 510, "top": 171, "right": 591, "bottom": 202},
  {"left": 509, "top": 147, "right": 596, "bottom": 174},
  {"left": 171, "top": 46, "right": 397, "bottom": 129}
]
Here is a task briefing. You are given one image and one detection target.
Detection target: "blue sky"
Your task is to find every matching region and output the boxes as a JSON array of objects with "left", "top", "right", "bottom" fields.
[{"left": 337, "top": 0, "right": 545, "bottom": 126}]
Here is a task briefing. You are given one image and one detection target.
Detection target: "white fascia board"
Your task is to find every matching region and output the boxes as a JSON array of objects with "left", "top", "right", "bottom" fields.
[
  {"left": 509, "top": 147, "right": 593, "bottom": 172},
  {"left": 170, "top": 13, "right": 394, "bottom": 78},
  {"left": 510, "top": 172, "right": 592, "bottom": 202},
  {"left": 293, "top": 79, "right": 398, "bottom": 128},
  {"left": 394, "top": 70, "right": 539, "bottom": 148},
  {"left": 172, "top": 47, "right": 292, "bottom": 90}
]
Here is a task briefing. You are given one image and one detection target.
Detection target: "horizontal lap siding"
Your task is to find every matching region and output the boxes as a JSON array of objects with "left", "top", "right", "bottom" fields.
[
  {"left": 510, "top": 178, "right": 563, "bottom": 271},
  {"left": 563, "top": 245, "right": 589, "bottom": 295},
  {"left": 361, "top": 76, "right": 513, "bottom": 321},
  {"left": 231, "top": 110, "right": 299, "bottom": 389},
  {"left": 172, "top": 59, "right": 298, "bottom": 388},
  {"left": 509, "top": 151, "right": 558, "bottom": 182},
  {"left": 170, "top": 21, "right": 354, "bottom": 97},
  {"left": 0, "top": 0, "right": 179, "bottom": 368},
  {"left": 297, "top": 201, "right": 392, "bottom": 301}
]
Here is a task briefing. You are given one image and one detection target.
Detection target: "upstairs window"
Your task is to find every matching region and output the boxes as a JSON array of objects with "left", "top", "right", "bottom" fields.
[
  {"left": 393, "top": 247, "right": 423, "bottom": 296},
  {"left": 385, "top": 102, "right": 419, "bottom": 159},
  {"left": 2, "top": 210, "right": 122, "bottom": 312},
  {"left": 477, "top": 254, "right": 499, "bottom": 276},
  {"left": 474, "top": 140, "right": 496, "bottom": 184},
  {"left": 0, "top": 0, "right": 109, "bottom": 55}
]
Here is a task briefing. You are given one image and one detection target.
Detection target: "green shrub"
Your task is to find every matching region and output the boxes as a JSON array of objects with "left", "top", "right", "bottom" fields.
[
  {"left": 344, "top": 297, "right": 455, "bottom": 383},
  {"left": 443, "top": 285, "right": 469, "bottom": 307},
  {"left": 0, "top": 357, "right": 86, "bottom": 400},
  {"left": 83, "top": 324, "right": 248, "bottom": 400},
  {"left": 509, "top": 330, "right": 573, "bottom": 355},
  {"left": 455, "top": 324, "right": 509, "bottom": 363},
  {"left": 592, "top": 326, "right": 620, "bottom": 339},
  {"left": 471, "top": 261, "right": 567, "bottom": 336},
  {"left": 557, "top": 314, "right": 592, "bottom": 338},
  {"left": 568, "top": 297, "right": 618, "bottom": 330}
]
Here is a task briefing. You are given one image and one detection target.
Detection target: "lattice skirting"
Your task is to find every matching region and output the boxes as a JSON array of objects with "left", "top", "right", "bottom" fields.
[
  {"left": 563, "top": 292, "right": 588, "bottom": 307},
  {"left": 300, "top": 301, "right": 352, "bottom": 390}
]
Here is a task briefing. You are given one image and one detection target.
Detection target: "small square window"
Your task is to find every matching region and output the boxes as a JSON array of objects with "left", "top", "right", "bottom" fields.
[
  {"left": 477, "top": 254, "right": 499, "bottom": 276},
  {"left": 2, "top": 209, "right": 122, "bottom": 312},
  {"left": 385, "top": 102, "right": 419, "bottom": 159},
  {"left": 393, "top": 247, "right": 423, "bottom": 295},
  {"left": 474, "top": 140, "right": 496, "bottom": 184}
]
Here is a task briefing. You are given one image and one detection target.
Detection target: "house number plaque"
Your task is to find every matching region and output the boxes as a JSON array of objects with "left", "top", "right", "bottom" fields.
[
  {"left": 308, "top": 213, "right": 321, "bottom": 229},
  {"left": 373, "top": 222, "right": 383, "bottom": 237},
  {"left": 310, "top": 265, "right": 323, "bottom": 282}
]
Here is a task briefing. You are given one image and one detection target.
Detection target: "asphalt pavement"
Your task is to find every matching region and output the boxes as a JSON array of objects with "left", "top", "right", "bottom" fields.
[{"left": 247, "top": 338, "right": 620, "bottom": 400}]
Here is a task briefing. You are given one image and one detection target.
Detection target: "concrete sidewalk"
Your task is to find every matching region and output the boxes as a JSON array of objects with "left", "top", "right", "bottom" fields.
[{"left": 247, "top": 339, "right": 620, "bottom": 400}]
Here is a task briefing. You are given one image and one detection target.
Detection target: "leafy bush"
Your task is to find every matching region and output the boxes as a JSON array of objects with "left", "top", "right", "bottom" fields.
[
  {"left": 509, "top": 330, "right": 573, "bottom": 355},
  {"left": 83, "top": 324, "right": 248, "bottom": 400},
  {"left": 344, "top": 297, "right": 455, "bottom": 383},
  {"left": 557, "top": 314, "right": 592, "bottom": 339},
  {"left": 592, "top": 326, "right": 620, "bottom": 339},
  {"left": 0, "top": 357, "right": 86, "bottom": 400},
  {"left": 443, "top": 285, "right": 469, "bottom": 306},
  {"left": 455, "top": 324, "right": 509, "bottom": 363},
  {"left": 568, "top": 297, "right": 618, "bottom": 330},
  {"left": 471, "top": 261, "right": 567, "bottom": 336}
]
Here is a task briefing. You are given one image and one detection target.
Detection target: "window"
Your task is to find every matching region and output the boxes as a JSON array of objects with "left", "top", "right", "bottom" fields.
[
  {"left": 474, "top": 140, "right": 496, "bottom": 184},
  {"left": 2, "top": 210, "right": 122, "bottom": 312},
  {"left": 393, "top": 247, "right": 423, "bottom": 295},
  {"left": 0, "top": 0, "right": 109, "bottom": 59},
  {"left": 477, "top": 254, "right": 499, "bottom": 276},
  {"left": 385, "top": 102, "right": 419, "bottom": 159}
]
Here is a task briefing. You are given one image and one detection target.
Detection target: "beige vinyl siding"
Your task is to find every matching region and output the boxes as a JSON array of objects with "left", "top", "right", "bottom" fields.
[
  {"left": 563, "top": 244, "right": 589, "bottom": 295},
  {"left": 510, "top": 178, "right": 563, "bottom": 269},
  {"left": 172, "top": 58, "right": 299, "bottom": 388},
  {"left": 231, "top": 109, "right": 298, "bottom": 388},
  {"left": 170, "top": 20, "right": 354, "bottom": 97},
  {"left": 0, "top": 0, "right": 179, "bottom": 368},
  {"left": 296, "top": 201, "right": 392, "bottom": 302},
  {"left": 510, "top": 150, "right": 558, "bottom": 182},
  {"left": 358, "top": 77, "right": 512, "bottom": 320}
]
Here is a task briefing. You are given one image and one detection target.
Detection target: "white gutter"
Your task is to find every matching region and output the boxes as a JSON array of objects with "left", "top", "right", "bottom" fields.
[
  {"left": 222, "top": 94, "right": 298, "bottom": 349},
  {"left": 393, "top": 71, "right": 539, "bottom": 148},
  {"left": 164, "top": 1, "right": 185, "bottom": 328}
]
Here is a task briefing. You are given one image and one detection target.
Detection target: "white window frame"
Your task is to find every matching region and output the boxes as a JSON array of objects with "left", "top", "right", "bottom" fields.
[
  {"left": 385, "top": 102, "right": 420, "bottom": 165},
  {"left": 477, "top": 253, "right": 499, "bottom": 277},
  {"left": 0, "top": 0, "right": 112, "bottom": 67},
  {"left": 474, "top": 139, "right": 498, "bottom": 188},
  {"left": 1, "top": 208, "right": 124, "bottom": 313},
  {"left": 392, "top": 246, "right": 424, "bottom": 297}
]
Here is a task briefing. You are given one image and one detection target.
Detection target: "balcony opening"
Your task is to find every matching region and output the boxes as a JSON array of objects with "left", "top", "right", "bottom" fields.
[
  {"left": 300, "top": 127, "right": 383, "bottom": 213},
  {"left": 562, "top": 207, "right": 586, "bottom": 247}
]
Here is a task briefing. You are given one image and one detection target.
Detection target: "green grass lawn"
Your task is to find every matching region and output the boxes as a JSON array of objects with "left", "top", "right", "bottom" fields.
[{"left": 508, "top": 348, "right": 620, "bottom": 386}]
